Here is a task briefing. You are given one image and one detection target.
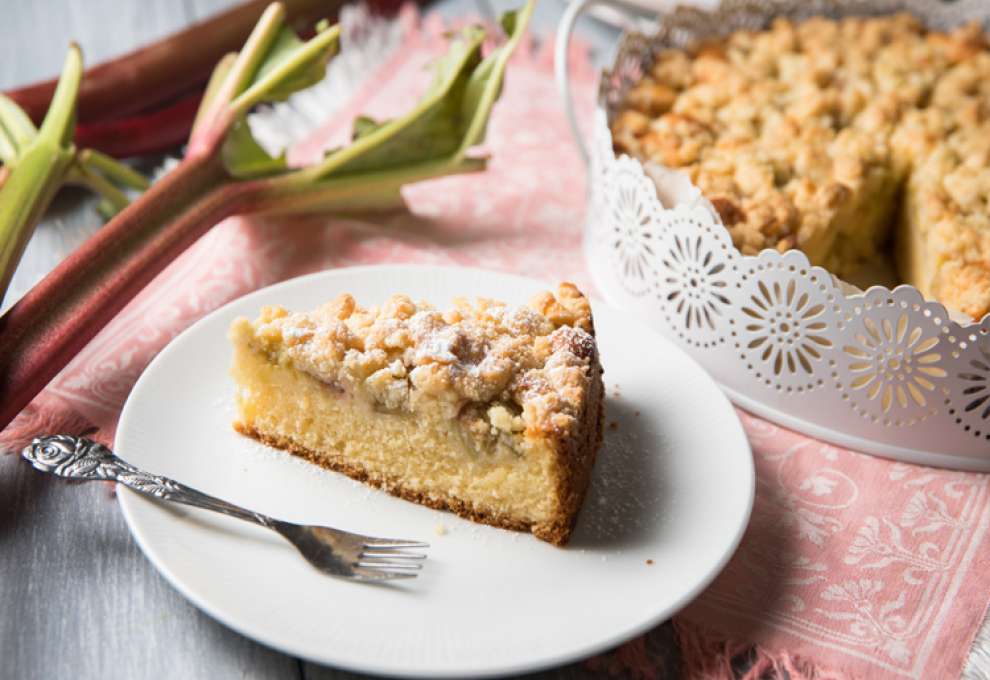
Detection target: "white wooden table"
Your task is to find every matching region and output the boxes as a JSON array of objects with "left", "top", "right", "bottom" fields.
[{"left": 0, "top": 2, "right": 677, "bottom": 679}]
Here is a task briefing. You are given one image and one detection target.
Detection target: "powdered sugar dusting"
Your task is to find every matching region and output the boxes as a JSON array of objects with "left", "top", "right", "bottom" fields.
[{"left": 234, "top": 284, "right": 599, "bottom": 434}]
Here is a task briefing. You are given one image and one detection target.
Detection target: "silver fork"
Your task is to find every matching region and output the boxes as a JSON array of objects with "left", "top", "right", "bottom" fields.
[{"left": 22, "top": 435, "right": 428, "bottom": 582}]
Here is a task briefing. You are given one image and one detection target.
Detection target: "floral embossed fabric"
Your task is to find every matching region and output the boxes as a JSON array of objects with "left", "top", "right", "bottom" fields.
[{"left": 681, "top": 412, "right": 990, "bottom": 678}]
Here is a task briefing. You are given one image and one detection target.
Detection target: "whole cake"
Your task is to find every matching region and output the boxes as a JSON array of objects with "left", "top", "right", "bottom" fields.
[
  {"left": 612, "top": 13, "right": 990, "bottom": 320},
  {"left": 229, "top": 284, "right": 604, "bottom": 545}
]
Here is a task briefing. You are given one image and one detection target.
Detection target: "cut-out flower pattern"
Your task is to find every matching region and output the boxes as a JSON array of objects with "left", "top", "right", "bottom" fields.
[
  {"left": 659, "top": 231, "right": 730, "bottom": 331},
  {"left": 741, "top": 279, "right": 830, "bottom": 375},
  {"left": 608, "top": 179, "right": 657, "bottom": 296},
  {"left": 843, "top": 313, "right": 945, "bottom": 413},
  {"left": 958, "top": 344, "right": 990, "bottom": 421}
]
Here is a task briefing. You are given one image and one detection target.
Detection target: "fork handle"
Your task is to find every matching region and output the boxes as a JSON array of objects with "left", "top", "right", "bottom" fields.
[{"left": 23, "top": 435, "right": 273, "bottom": 528}]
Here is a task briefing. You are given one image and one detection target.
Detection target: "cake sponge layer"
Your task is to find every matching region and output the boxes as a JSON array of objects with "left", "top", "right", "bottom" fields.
[{"left": 231, "top": 318, "right": 604, "bottom": 545}]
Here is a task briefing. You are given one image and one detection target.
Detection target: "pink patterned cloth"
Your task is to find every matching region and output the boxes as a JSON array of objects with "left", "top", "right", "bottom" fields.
[
  {"left": 682, "top": 413, "right": 990, "bottom": 679},
  {"left": 6, "top": 9, "right": 990, "bottom": 679}
]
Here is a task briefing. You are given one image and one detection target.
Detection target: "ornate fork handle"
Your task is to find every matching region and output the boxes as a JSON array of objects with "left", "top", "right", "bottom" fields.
[{"left": 23, "top": 435, "right": 273, "bottom": 528}]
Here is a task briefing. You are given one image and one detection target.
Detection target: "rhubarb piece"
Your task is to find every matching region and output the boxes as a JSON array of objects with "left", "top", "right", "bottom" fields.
[{"left": 0, "top": 46, "right": 148, "bottom": 304}]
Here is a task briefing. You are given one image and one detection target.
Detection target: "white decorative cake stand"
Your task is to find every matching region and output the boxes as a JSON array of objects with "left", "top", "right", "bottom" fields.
[{"left": 556, "top": 0, "right": 990, "bottom": 469}]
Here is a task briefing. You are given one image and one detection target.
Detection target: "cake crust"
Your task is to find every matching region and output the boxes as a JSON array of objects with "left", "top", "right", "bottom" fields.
[{"left": 230, "top": 284, "right": 605, "bottom": 546}]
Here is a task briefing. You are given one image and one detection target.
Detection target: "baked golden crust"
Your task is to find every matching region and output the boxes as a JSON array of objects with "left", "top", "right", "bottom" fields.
[
  {"left": 230, "top": 283, "right": 596, "bottom": 436},
  {"left": 229, "top": 284, "right": 605, "bottom": 546},
  {"left": 613, "top": 13, "right": 990, "bottom": 319}
]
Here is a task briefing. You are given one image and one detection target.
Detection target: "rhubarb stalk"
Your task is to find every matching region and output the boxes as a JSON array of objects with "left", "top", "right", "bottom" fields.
[
  {"left": 0, "top": 46, "right": 150, "bottom": 304},
  {"left": 0, "top": 49, "right": 80, "bottom": 300},
  {"left": 0, "top": 1, "right": 534, "bottom": 433}
]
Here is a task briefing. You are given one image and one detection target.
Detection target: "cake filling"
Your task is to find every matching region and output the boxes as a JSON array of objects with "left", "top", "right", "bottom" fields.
[{"left": 229, "top": 285, "right": 605, "bottom": 545}]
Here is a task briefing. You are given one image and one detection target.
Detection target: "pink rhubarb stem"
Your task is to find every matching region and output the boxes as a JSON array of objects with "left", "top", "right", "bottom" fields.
[{"left": 0, "top": 146, "right": 249, "bottom": 431}]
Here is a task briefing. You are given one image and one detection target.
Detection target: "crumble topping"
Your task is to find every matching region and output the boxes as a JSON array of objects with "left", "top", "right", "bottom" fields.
[
  {"left": 612, "top": 13, "right": 990, "bottom": 318},
  {"left": 230, "top": 283, "right": 597, "bottom": 438}
]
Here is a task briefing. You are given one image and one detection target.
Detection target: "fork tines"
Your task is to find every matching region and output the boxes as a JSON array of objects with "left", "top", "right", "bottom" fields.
[{"left": 356, "top": 540, "right": 429, "bottom": 579}]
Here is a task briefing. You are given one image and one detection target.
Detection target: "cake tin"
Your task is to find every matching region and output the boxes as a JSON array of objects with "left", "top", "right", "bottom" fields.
[{"left": 556, "top": 0, "right": 990, "bottom": 468}]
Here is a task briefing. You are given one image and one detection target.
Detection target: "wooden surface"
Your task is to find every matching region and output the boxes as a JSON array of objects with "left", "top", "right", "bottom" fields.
[{"left": 0, "top": 2, "right": 672, "bottom": 679}]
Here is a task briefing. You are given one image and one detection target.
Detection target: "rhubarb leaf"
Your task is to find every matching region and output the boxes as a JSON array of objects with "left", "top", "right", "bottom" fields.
[
  {"left": 312, "top": 25, "right": 487, "bottom": 178},
  {"left": 222, "top": 118, "right": 287, "bottom": 178},
  {"left": 0, "top": 45, "right": 81, "bottom": 302},
  {"left": 246, "top": 26, "right": 331, "bottom": 103},
  {"left": 352, "top": 115, "right": 385, "bottom": 141},
  {"left": 198, "top": 10, "right": 340, "bottom": 173},
  {"left": 260, "top": 1, "right": 533, "bottom": 215},
  {"left": 0, "top": 94, "right": 38, "bottom": 163},
  {"left": 307, "top": 0, "right": 534, "bottom": 181},
  {"left": 189, "top": 4, "right": 339, "bottom": 150},
  {"left": 230, "top": 22, "right": 340, "bottom": 114},
  {"left": 456, "top": 1, "right": 533, "bottom": 158}
]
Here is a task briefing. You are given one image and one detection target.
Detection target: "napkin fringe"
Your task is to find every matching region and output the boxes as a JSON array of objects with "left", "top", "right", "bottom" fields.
[
  {"left": 674, "top": 620, "right": 853, "bottom": 680},
  {"left": 963, "top": 601, "right": 990, "bottom": 678}
]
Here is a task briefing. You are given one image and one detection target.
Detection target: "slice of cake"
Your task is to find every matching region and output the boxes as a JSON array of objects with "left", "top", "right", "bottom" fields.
[{"left": 228, "top": 283, "right": 605, "bottom": 545}]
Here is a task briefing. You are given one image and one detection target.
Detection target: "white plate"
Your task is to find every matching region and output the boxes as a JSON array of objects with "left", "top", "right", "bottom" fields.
[{"left": 116, "top": 265, "right": 753, "bottom": 678}]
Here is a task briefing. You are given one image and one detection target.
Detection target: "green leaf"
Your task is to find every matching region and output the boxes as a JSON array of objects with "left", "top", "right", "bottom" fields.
[
  {"left": 252, "top": 24, "right": 306, "bottom": 83},
  {"left": 352, "top": 115, "right": 385, "bottom": 141},
  {"left": 77, "top": 149, "right": 150, "bottom": 191},
  {"left": 196, "top": 3, "right": 287, "bottom": 126},
  {"left": 189, "top": 4, "right": 339, "bottom": 148},
  {"left": 230, "top": 22, "right": 340, "bottom": 115},
  {"left": 221, "top": 118, "right": 287, "bottom": 178},
  {"left": 311, "top": 25, "right": 486, "bottom": 179},
  {"left": 247, "top": 27, "right": 320, "bottom": 102},
  {"left": 0, "top": 45, "right": 81, "bottom": 302},
  {"left": 456, "top": 1, "right": 533, "bottom": 157},
  {"left": 0, "top": 94, "right": 38, "bottom": 163},
  {"left": 304, "top": 0, "right": 534, "bottom": 181},
  {"left": 39, "top": 43, "right": 82, "bottom": 149}
]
